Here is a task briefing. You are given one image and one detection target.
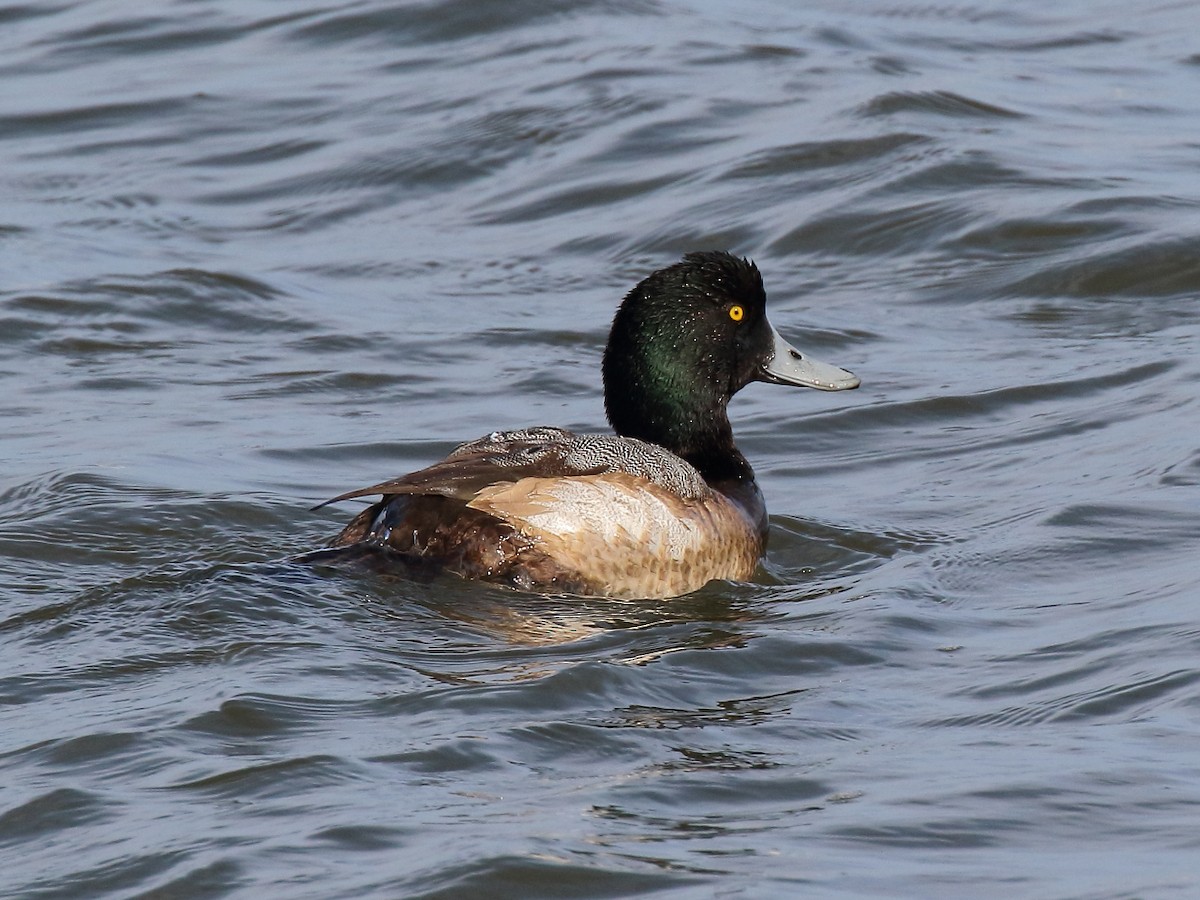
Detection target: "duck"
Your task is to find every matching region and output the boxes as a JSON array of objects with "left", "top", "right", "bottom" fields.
[{"left": 301, "top": 251, "right": 860, "bottom": 599}]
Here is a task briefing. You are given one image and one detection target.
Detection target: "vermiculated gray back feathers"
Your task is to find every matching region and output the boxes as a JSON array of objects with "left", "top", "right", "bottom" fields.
[
  {"left": 450, "top": 428, "right": 710, "bottom": 499},
  {"left": 315, "top": 427, "right": 711, "bottom": 508}
]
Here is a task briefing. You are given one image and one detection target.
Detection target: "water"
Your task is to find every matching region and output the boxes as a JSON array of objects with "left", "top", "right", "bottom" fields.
[{"left": 3, "top": 0, "right": 1200, "bottom": 896}]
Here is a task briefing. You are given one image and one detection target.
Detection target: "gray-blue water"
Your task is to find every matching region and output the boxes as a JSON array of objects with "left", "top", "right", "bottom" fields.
[{"left": 3, "top": 1, "right": 1200, "bottom": 896}]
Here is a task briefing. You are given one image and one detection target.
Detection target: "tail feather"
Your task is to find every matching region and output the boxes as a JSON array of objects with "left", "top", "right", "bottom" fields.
[{"left": 292, "top": 540, "right": 442, "bottom": 579}]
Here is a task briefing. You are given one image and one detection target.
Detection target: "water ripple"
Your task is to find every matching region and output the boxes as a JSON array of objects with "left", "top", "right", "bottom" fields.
[
  {"left": 4, "top": 0, "right": 1200, "bottom": 896},
  {"left": 860, "top": 89, "right": 1025, "bottom": 119}
]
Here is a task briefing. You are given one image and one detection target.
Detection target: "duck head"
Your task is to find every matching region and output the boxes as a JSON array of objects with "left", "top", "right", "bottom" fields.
[{"left": 602, "top": 250, "right": 859, "bottom": 479}]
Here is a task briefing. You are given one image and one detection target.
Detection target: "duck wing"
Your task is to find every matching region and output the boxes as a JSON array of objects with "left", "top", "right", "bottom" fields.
[{"left": 313, "top": 426, "right": 710, "bottom": 509}]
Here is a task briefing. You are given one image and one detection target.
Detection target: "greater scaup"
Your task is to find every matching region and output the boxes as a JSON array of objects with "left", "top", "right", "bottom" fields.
[{"left": 302, "top": 251, "right": 859, "bottom": 598}]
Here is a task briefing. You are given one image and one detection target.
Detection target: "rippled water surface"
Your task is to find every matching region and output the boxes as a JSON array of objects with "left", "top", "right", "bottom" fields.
[{"left": 4, "top": 0, "right": 1200, "bottom": 896}]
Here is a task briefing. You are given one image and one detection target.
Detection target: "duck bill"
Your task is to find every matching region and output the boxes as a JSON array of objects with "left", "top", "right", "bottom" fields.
[{"left": 758, "top": 325, "right": 861, "bottom": 391}]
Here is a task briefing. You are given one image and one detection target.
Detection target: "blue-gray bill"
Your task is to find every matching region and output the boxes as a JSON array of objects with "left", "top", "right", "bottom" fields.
[{"left": 759, "top": 326, "right": 861, "bottom": 391}]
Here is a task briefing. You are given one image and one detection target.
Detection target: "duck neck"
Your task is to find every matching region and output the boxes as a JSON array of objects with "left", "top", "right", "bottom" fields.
[
  {"left": 675, "top": 415, "right": 756, "bottom": 485},
  {"left": 604, "top": 382, "right": 755, "bottom": 485}
]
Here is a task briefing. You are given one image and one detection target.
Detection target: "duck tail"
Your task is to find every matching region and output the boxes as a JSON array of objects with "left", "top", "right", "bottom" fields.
[
  {"left": 291, "top": 543, "right": 381, "bottom": 567},
  {"left": 292, "top": 540, "right": 446, "bottom": 583}
]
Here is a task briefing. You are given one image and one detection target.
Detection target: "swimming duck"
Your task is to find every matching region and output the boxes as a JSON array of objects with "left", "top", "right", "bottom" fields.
[{"left": 303, "top": 251, "right": 859, "bottom": 599}]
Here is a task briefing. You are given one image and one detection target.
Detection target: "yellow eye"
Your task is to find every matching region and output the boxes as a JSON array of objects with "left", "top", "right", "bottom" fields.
[{"left": 729, "top": 305, "right": 744, "bottom": 322}]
